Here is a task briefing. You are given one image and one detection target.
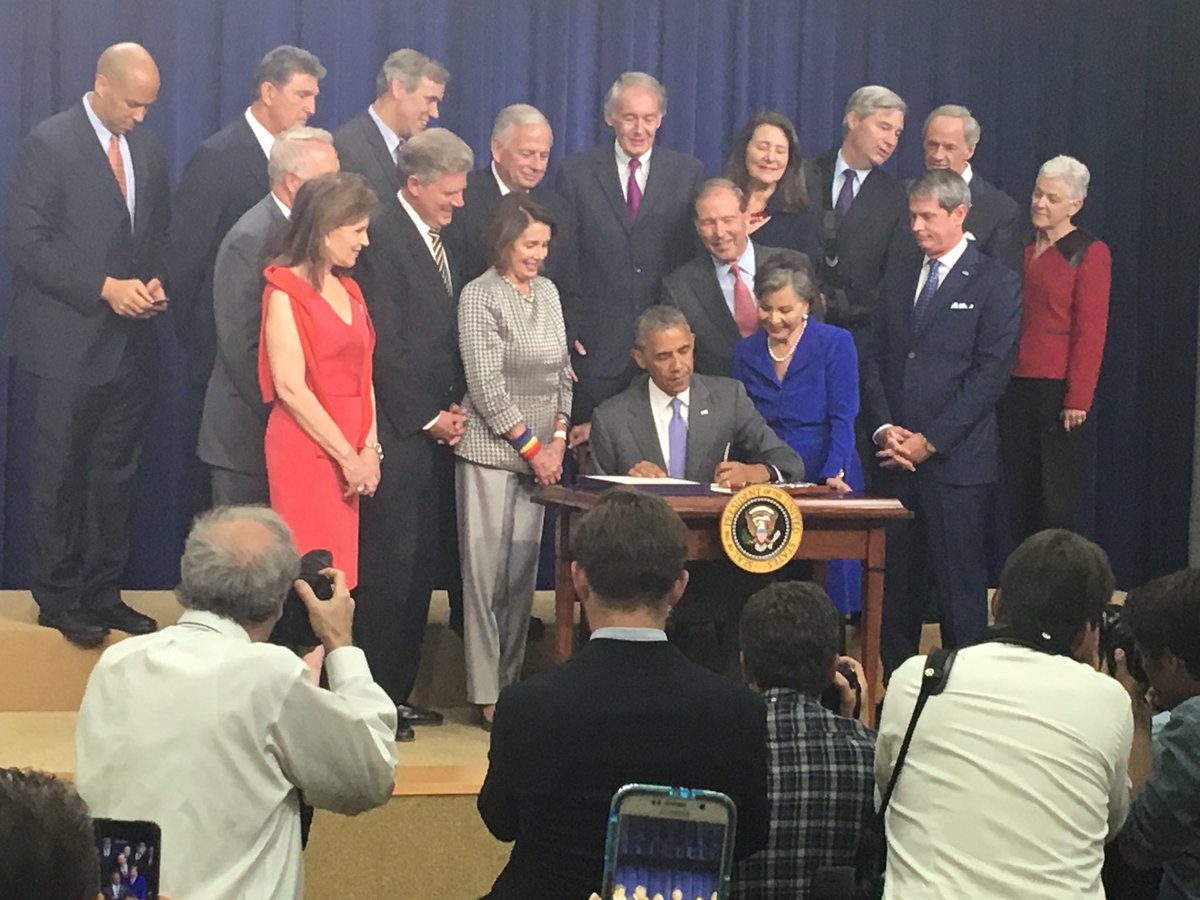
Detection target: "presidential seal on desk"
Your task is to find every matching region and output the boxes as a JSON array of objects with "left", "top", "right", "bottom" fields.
[{"left": 719, "top": 484, "right": 803, "bottom": 573}]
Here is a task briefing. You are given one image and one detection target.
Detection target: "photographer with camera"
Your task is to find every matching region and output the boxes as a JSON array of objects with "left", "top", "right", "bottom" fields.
[
  {"left": 732, "top": 582, "right": 875, "bottom": 898},
  {"left": 1113, "top": 569, "right": 1200, "bottom": 899},
  {"left": 876, "top": 529, "right": 1132, "bottom": 898},
  {"left": 76, "top": 506, "right": 398, "bottom": 900}
]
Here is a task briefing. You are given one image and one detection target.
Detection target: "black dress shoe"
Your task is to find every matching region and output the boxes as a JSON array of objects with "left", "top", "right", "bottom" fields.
[
  {"left": 90, "top": 602, "right": 157, "bottom": 635},
  {"left": 527, "top": 616, "right": 545, "bottom": 641},
  {"left": 397, "top": 704, "right": 444, "bottom": 727},
  {"left": 396, "top": 720, "right": 415, "bottom": 742},
  {"left": 38, "top": 609, "right": 109, "bottom": 648}
]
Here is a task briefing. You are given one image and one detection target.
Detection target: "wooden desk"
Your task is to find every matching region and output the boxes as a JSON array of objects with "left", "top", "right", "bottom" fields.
[{"left": 534, "top": 485, "right": 910, "bottom": 725}]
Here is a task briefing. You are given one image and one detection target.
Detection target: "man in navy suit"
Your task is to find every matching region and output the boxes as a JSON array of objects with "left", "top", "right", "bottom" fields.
[
  {"left": 334, "top": 49, "right": 449, "bottom": 207},
  {"left": 555, "top": 72, "right": 705, "bottom": 431},
  {"left": 862, "top": 170, "right": 1021, "bottom": 675},
  {"left": 921, "top": 105, "right": 1023, "bottom": 272},
  {"left": 4, "top": 43, "right": 170, "bottom": 646}
]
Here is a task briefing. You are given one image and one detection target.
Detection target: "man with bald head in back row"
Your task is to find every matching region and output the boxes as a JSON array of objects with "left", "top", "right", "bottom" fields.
[{"left": 5, "top": 43, "right": 170, "bottom": 646}]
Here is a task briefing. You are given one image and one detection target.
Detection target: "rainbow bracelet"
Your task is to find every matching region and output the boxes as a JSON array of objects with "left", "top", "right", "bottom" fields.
[{"left": 509, "top": 428, "right": 542, "bottom": 461}]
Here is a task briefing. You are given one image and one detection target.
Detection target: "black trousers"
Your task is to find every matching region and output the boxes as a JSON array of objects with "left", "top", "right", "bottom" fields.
[
  {"left": 26, "top": 351, "right": 157, "bottom": 615},
  {"left": 999, "top": 377, "right": 1091, "bottom": 544},
  {"left": 880, "top": 471, "right": 992, "bottom": 677},
  {"left": 209, "top": 466, "right": 270, "bottom": 508},
  {"left": 355, "top": 425, "right": 461, "bottom": 705}
]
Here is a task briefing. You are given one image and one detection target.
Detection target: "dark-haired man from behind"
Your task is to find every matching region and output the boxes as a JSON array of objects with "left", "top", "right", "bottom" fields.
[
  {"left": 878, "top": 529, "right": 1133, "bottom": 898},
  {"left": 478, "top": 490, "right": 769, "bottom": 900},
  {"left": 0, "top": 768, "right": 98, "bottom": 900},
  {"left": 732, "top": 582, "right": 876, "bottom": 899},
  {"left": 1117, "top": 569, "right": 1200, "bottom": 899}
]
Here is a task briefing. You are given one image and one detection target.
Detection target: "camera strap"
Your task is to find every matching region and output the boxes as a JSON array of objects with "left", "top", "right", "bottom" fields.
[{"left": 878, "top": 647, "right": 957, "bottom": 814}]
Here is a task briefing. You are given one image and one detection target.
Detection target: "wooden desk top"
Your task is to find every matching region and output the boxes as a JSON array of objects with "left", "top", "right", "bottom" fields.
[{"left": 534, "top": 484, "right": 910, "bottom": 521}]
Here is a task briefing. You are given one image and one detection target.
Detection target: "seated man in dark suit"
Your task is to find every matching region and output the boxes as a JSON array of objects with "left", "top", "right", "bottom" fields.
[
  {"left": 922, "top": 104, "right": 1023, "bottom": 272},
  {"left": 862, "top": 169, "right": 1021, "bottom": 675},
  {"left": 589, "top": 305, "right": 804, "bottom": 671},
  {"left": 197, "top": 126, "right": 340, "bottom": 505},
  {"left": 442, "top": 103, "right": 580, "bottom": 339},
  {"left": 478, "top": 489, "right": 770, "bottom": 900},
  {"left": 662, "top": 178, "right": 786, "bottom": 376},
  {"left": 334, "top": 48, "right": 449, "bottom": 205}
]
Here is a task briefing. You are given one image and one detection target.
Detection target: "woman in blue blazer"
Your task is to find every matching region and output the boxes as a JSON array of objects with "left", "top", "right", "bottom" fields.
[{"left": 731, "top": 251, "right": 863, "bottom": 612}]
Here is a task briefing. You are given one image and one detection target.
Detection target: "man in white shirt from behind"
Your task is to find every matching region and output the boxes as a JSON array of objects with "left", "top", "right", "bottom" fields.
[
  {"left": 877, "top": 528, "right": 1133, "bottom": 899},
  {"left": 75, "top": 506, "right": 398, "bottom": 900}
]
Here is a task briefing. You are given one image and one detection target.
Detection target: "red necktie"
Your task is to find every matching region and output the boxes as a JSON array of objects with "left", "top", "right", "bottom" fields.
[
  {"left": 107, "top": 134, "right": 127, "bottom": 198},
  {"left": 731, "top": 264, "right": 757, "bottom": 337},
  {"left": 626, "top": 157, "right": 642, "bottom": 219}
]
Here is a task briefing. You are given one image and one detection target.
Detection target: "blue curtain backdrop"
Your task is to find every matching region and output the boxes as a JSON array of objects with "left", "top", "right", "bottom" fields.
[{"left": 1, "top": 0, "right": 1197, "bottom": 588}]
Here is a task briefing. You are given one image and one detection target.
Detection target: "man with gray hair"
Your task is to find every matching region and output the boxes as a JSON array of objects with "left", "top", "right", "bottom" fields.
[
  {"left": 804, "top": 85, "right": 918, "bottom": 345},
  {"left": 862, "top": 169, "right": 1021, "bottom": 675},
  {"left": 353, "top": 128, "right": 474, "bottom": 740},
  {"left": 335, "top": 48, "right": 449, "bottom": 203},
  {"left": 76, "top": 506, "right": 398, "bottom": 899},
  {"left": 556, "top": 72, "right": 705, "bottom": 426},
  {"left": 172, "top": 45, "right": 326, "bottom": 406},
  {"left": 444, "top": 104, "right": 579, "bottom": 319},
  {"left": 198, "top": 127, "right": 340, "bottom": 505},
  {"left": 922, "top": 104, "right": 1023, "bottom": 271}
]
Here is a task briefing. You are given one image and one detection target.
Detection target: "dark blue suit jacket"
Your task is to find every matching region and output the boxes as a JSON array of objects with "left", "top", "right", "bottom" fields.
[{"left": 862, "top": 243, "right": 1021, "bottom": 485}]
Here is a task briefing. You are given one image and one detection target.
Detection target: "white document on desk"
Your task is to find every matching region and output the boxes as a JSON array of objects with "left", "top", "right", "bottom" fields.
[{"left": 585, "top": 475, "right": 702, "bottom": 486}]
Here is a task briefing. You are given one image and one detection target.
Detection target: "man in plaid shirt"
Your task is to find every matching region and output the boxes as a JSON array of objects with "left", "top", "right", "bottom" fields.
[{"left": 732, "top": 582, "right": 876, "bottom": 898}]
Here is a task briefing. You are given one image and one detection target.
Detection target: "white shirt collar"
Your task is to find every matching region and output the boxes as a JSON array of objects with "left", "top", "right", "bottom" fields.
[
  {"left": 83, "top": 92, "right": 116, "bottom": 145},
  {"left": 834, "top": 149, "right": 872, "bottom": 184},
  {"left": 396, "top": 189, "right": 441, "bottom": 261},
  {"left": 491, "top": 160, "right": 514, "bottom": 197},
  {"left": 591, "top": 626, "right": 668, "bottom": 642},
  {"left": 926, "top": 234, "right": 971, "bottom": 273},
  {"left": 961, "top": 163, "right": 975, "bottom": 184},
  {"left": 368, "top": 103, "right": 401, "bottom": 159},
  {"left": 712, "top": 238, "right": 756, "bottom": 279},
  {"left": 244, "top": 107, "right": 275, "bottom": 159},
  {"left": 614, "top": 139, "right": 653, "bottom": 170},
  {"left": 175, "top": 608, "right": 253, "bottom": 642},
  {"left": 270, "top": 191, "right": 292, "bottom": 219},
  {"left": 647, "top": 377, "right": 689, "bottom": 413}
]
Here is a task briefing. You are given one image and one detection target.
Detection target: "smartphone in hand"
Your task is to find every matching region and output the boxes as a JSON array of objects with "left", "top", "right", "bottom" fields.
[{"left": 94, "top": 818, "right": 161, "bottom": 899}]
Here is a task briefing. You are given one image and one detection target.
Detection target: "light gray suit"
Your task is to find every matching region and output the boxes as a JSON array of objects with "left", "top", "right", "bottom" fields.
[
  {"left": 662, "top": 241, "right": 787, "bottom": 377},
  {"left": 588, "top": 373, "right": 805, "bottom": 483},
  {"left": 197, "top": 193, "right": 288, "bottom": 504}
]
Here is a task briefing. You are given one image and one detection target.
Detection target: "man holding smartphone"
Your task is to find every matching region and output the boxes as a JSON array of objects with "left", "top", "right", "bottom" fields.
[
  {"left": 478, "top": 489, "right": 769, "bottom": 899},
  {"left": 75, "top": 506, "right": 398, "bottom": 900}
]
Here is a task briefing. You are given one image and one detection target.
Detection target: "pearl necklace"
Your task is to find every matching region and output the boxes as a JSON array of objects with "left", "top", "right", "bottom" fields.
[
  {"left": 767, "top": 318, "right": 807, "bottom": 362},
  {"left": 500, "top": 272, "right": 533, "bottom": 297}
]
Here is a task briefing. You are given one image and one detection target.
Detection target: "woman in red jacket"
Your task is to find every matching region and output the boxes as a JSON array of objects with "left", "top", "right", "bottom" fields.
[{"left": 1000, "top": 155, "right": 1110, "bottom": 542}]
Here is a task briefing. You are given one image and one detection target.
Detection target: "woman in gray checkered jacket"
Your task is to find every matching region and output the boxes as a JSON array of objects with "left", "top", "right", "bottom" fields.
[{"left": 455, "top": 193, "right": 573, "bottom": 729}]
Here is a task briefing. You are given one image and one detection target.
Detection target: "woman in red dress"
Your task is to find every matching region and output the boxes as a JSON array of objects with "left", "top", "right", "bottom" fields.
[
  {"left": 1000, "top": 155, "right": 1111, "bottom": 542},
  {"left": 258, "top": 172, "right": 381, "bottom": 587}
]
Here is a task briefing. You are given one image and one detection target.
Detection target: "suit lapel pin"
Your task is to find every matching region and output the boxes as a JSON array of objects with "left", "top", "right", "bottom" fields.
[{"left": 700, "top": 409, "right": 710, "bottom": 416}]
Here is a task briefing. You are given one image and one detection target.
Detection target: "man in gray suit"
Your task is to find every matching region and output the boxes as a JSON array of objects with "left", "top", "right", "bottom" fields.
[
  {"left": 197, "top": 127, "right": 340, "bottom": 505},
  {"left": 555, "top": 72, "right": 705, "bottom": 429},
  {"left": 663, "top": 178, "right": 786, "bottom": 376},
  {"left": 589, "top": 306, "right": 805, "bottom": 671}
]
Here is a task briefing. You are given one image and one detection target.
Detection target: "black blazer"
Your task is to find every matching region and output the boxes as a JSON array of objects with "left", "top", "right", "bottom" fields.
[
  {"left": 352, "top": 199, "right": 464, "bottom": 439},
  {"left": 334, "top": 110, "right": 402, "bottom": 209},
  {"left": 4, "top": 102, "right": 170, "bottom": 385},
  {"left": 662, "top": 241, "right": 785, "bottom": 376},
  {"left": 803, "top": 149, "right": 918, "bottom": 329},
  {"left": 555, "top": 143, "right": 705, "bottom": 414},
  {"left": 441, "top": 165, "right": 582, "bottom": 341},
  {"left": 170, "top": 116, "right": 270, "bottom": 380},
  {"left": 965, "top": 174, "right": 1024, "bottom": 272},
  {"left": 478, "top": 638, "right": 769, "bottom": 900},
  {"left": 861, "top": 243, "right": 1022, "bottom": 485}
]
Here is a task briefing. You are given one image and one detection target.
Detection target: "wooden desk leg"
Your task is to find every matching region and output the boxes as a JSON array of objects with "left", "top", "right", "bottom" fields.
[
  {"left": 861, "top": 525, "right": 886, "bottom": 727},
  {"left": 554, "top": 510, "right": 576, "bottom": 664},
  {"left": 811, "top": 559, "right": 828, "bottom": 587}
]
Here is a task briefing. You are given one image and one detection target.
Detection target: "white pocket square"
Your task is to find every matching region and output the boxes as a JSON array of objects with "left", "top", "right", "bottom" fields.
[
  {"left": 699, "top": 409, "right": 710, "bottom": 416},
  {"left": 950, "top": 301, "right": 975, "bottom": 310}
]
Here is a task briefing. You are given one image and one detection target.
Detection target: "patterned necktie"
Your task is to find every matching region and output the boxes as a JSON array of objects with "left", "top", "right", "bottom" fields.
[
  {"left": 428, "top": 228, "right": 452, "bottom": 295},
  {"left": 626, "top": 157, "right": 642, "bottom": 219},
  {"left": 667, "top": 396, "right": 687, "bottom": 478},
  {"left": 912, "top": 257, "right": 941, "bottom": 331},
  {"left": 730, "top": 264, "right": 758, "bottom": 337},
  {"left": 107, "top": 133, "right": 127, "bottom": 198},
  {"left": 834, "top": 168, "right": 856, "bottom": 219}
]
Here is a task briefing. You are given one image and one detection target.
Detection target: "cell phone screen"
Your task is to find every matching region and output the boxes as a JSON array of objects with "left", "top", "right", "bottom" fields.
[
  {"left": 94, "top": 818, "right": 160, "bottom": 900},
  {"left": 606, "top": 793, "right": 732, "bottom": 900}
]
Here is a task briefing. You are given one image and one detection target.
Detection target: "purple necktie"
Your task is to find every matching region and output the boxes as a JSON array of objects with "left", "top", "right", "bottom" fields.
[
  {"left": 667, "top": 396, "right": 687, "bottom": 478},
  {"left": 626, "top": 157, "right": 642, "bottom": 219},
  {"left": 835, "top": 169, "right": 857, "bottom": 219}
]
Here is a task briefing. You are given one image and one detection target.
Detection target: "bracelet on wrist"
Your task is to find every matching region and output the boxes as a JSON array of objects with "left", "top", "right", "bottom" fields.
[
  {"left": 365, "top": 439, "right": 384, "bottom": 461},
  {"left": 552, "top": 429, "right": 568, "bottom": 442},
  {"left": 508, "top": 428, "right": 541, "bottom": 460}
]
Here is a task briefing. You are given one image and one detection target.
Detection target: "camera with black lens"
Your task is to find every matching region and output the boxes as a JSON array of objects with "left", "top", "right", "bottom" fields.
[
  {"left": 821, "top": 659, "right": 862, "bottom": 717},
  {"left": 1099, "top": 602, "right": 1147, "bottom": 685},
  {"left": 269, "top": 549, "right": 333, "bottom": 651}
]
